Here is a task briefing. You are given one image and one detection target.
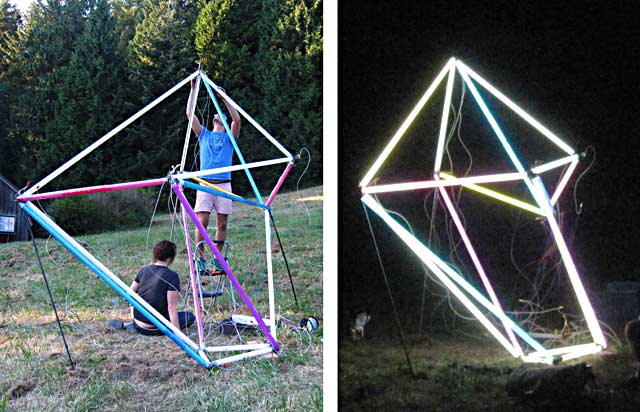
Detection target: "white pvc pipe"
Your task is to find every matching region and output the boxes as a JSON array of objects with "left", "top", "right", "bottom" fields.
[
  {"left": 174, "top": 157, "right": 291, "bottom": 181},
  {"left": 265, "top": 211, "right": 277, "bottom": 338},
  {"left": 200, "top": 73, "right": 293, "bottom": 159},
  {"left": 211, "top": 347, "right": 274, "bottom": 366},
  {"left": 204, "top": 343, "right": 270, "bottom": 353},
  {"left": 24, "top": 71, "right": 200, "bottom": 196},
  {"left": 180, "top": 74, "right": 202, "bottom": 172}
]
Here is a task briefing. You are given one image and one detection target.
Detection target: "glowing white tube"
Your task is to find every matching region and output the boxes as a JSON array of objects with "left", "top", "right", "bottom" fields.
[
  {"left": 363, "top": 194, "right": 528, "bottom": 358},
  {"left": 530, "top": 178, "right": 607, "bottom": 347},
  {"left": 530, "top": 154, "right": 579, "bottom": 175},
  {"left": 359, "top": 58, "right": 454, "bottom": 188},
  {"left": 361, "top": 172, "right": 526, "bottom": 194},
  {"left": 528, "top": 343, "right": 601, "bottom": 357},
  {"left": 457, "top": 63, "right": 538, "bottom": 199},
  {"left": 456, "top": 61, "right": 575, "bottom": 155},
  {"left": 434, "top": 60, "right": 457, "bottom": 172},
  {"left": 558, "top": 344, "right": 602, "bottom": 361},
  {"left": 522, "top": 343, "right": 602, "bottom": 363},
  {"left": 549, "top": 159, "right": 578, "bottom": 206},
  {"left": 438, "top": 184, "right": 523, "bottom": 356}
]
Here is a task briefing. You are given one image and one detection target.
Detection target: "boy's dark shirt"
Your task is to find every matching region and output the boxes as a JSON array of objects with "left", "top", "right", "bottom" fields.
[{"left": 133, "top": 264, "right": 180, "bottom": 325}]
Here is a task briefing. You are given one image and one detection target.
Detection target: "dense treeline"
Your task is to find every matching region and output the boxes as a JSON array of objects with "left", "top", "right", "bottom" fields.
[{"left": 0, "top": 0, "right": 322, "bottom": 195}]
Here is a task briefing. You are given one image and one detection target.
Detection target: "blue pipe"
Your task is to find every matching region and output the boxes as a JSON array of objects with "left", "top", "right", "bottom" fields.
[
  {"left": 202, "top": 79, "right": 263, "bottom": 203},
  {"left": 181, "top": 180, "right": 270, "bottom": 210},
  {"left": 21, "top": 202, "right": 212, "bottom": 368}
]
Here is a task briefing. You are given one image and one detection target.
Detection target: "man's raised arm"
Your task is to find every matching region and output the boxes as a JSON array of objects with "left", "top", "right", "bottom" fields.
[
  {"left": 186, "top": 79, "right": 202, "bottom": 137},
  {"left": 219, "top": 88, "right": 241, "bottom": 138}
]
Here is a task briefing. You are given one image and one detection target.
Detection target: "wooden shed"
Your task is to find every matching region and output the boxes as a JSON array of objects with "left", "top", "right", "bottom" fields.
[{"left": 0, "top": 175, "right": 30, "bottom": 242}]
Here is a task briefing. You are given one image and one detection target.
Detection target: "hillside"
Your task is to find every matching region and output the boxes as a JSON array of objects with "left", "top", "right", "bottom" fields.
[{"left": 0, "top": 186, "right": 323, "bottom": 411}]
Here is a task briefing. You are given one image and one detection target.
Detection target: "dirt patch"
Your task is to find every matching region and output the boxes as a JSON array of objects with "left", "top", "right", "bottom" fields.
[
  {"left": 0, "top": 251, "right": 26, "bottom": 270},
  {"left": 7, "top": 380, "right": 36, "bottom": 400}
]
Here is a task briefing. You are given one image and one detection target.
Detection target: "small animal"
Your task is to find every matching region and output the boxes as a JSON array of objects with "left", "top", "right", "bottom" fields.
[
  {"left": 625, "top": 316, "right": 640, "bottom": 380},
  {"left": 351, "top": 312, "right": 371, "bottom": 341}
]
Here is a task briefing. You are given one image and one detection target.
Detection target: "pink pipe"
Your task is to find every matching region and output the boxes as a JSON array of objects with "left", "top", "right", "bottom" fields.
[
  {"left": 437, "top": 184, "right": 522, "bottom": 355},
  {"left": 181, "top": 205, "right": 205, "bottom": 346},
  {"left": 362, "top": 172, "right": 526, "bottom": 194},
  {"left": 17, "top": 178, "right": 166, "bottom": 202},
  {"left": 265, "top": 162, "right": 294, "bottom": 206}
]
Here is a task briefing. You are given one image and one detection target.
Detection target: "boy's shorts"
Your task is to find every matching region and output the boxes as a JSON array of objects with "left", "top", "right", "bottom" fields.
[{"left": 194, "top": 182, "right": 233, "bottom": 215}]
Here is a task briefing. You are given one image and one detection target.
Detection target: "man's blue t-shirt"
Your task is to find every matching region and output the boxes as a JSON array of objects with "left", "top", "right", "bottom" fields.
[{"left": 198, "top": 127, "right": 234, "bottom": 181}]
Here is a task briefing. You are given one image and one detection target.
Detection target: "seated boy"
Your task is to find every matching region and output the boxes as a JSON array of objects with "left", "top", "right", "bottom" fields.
[{"left": 108, "top": 240, "right": 194, "bottom": 335}]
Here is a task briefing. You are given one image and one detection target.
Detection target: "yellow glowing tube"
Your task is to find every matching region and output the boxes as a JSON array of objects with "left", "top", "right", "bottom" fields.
[{"left": 439, "top": 172, "right": 544, "bottom": 216}]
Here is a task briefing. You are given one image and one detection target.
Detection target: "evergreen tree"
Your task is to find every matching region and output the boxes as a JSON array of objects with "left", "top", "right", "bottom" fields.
[
  {"left": 259, "top": 0, "right": 322, "bottom": 186},
  {"left": 44, "top": 0, "right": 129, "bottom": 187},
  {"left": 13, "top": 0, "right": 89, "bottom": 187},
  {"left": 127, "top": 0, "right": 199, "bottom": 180},
  {"left": 0, "top": 0, "right": 322, "bottom": 193},
  {"left": 0, "top": 0, "right": 22, "bottom": 183}
]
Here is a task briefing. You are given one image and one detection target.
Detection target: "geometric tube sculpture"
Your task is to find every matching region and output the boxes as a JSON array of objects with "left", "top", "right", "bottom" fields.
[
  {"left": 17, "top": 70, "right": 295, "bottom": 368},
  {"left": 360, "top": 57, "right": 606, "bottom": 364}
]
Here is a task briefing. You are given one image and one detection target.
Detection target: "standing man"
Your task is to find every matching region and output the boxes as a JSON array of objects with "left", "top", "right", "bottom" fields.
[{"left": 186, "top": 78, "right": 241, "bottom": 270}]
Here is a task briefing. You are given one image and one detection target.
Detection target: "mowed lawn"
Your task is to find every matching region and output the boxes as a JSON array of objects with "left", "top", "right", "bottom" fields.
[{"left": 0, "top": 186, "right": 323, "bottom": 412}]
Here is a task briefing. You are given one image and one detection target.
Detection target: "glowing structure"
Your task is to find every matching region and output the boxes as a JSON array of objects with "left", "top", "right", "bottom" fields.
[
  {"left": 360, "top": 58, "right": 605, "bottom": 364},
  {"left": 17, "top": 70, "right": 295, "bottom": 368}
]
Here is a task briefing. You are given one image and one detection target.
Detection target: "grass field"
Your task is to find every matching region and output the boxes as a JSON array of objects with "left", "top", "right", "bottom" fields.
[
  {"left": 339, "top": 330, "right": 640, "bottom": 411},
  {"left": 0, "top": 186, "right": 323, "bottom": 412}
]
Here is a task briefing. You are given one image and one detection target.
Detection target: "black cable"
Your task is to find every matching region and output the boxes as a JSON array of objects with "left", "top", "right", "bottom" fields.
[
  {"left": 28, "top": 224, "right": 75, "bottom": 370},
  {"left": 268, "top": 211, "right": 298, "bottom": 307},
  {"left": 363, "top": 204, "right": 417, "bottom": 378}
]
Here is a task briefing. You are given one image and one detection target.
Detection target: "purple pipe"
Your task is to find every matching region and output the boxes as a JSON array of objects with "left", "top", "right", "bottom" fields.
[
  {"left": 181, "top": 206, "right": 205, "bottom": 346},
  {"left": 172, "top": 183, "right": 280, "bottom": 351},
  {"left": 266, "top": 162, "right": 294, "bottom": 206},
  {"left": 17, "top": 178, "right": 166, "bottom": 202}
]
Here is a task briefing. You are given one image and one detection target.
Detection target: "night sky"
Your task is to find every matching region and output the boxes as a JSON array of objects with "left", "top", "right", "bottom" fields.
[{"left": 339, "top": 1, "right": 640, "bottom": 332}]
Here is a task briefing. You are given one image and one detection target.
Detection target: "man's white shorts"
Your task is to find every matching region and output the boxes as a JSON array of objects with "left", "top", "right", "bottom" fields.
[{"left": 194, "top": 182, "right": 233, "bottom": 215}]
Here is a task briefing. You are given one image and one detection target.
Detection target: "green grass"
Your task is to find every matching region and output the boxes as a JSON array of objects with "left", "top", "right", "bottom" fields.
[
  {"left": 0, "top": 186, "right": 323, "bottom": 412},
  {"left": 339, "top": 331, "right": 640, "bottom": 411}
]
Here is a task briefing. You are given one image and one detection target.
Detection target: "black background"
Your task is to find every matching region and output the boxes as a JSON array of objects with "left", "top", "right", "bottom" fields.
[{"left": 339, "top": 1, "right": 640, "bottom": 334}]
